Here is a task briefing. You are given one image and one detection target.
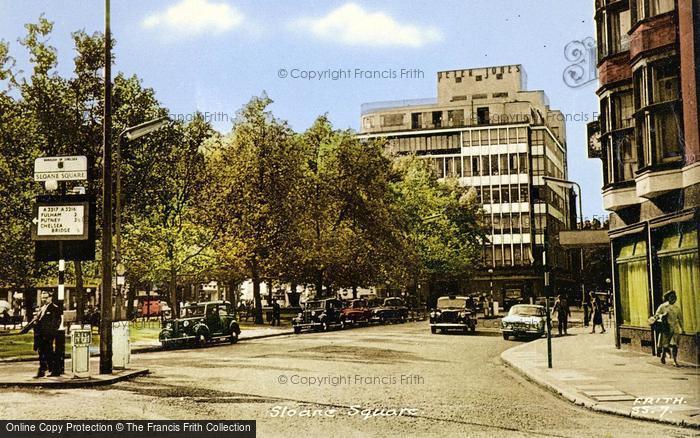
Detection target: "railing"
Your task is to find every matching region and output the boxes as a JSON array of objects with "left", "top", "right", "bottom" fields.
[{"left": 361, "top": 98, "right": 437, "bottom": 115}]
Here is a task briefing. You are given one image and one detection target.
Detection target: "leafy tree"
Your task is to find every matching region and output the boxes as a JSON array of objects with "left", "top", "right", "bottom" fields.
[
  {"left": 391, "top": 156, "right": 484, "bottom": 304},
  {"left": 198, "top": 95, "right": 304, "bottom": 323}
]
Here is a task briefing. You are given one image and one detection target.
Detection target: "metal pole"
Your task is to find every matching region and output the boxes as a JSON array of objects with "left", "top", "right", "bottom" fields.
[
  {"left": 114, "top": 134, "right": 123, "bottom": 321},
  {"left": 543, "top": 182, "right": 552, "bottom": 369},
  {"left": 100, "top": 0, "right": 113, "bottom": 375}
]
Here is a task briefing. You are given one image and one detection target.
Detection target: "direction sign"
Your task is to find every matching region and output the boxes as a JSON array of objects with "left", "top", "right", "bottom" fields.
[
  {"left": 34, "top": 156, "right": 88, "bottom": 182},
  {"left": 31, "top": 202, "right": 89, "bottom": 241}
]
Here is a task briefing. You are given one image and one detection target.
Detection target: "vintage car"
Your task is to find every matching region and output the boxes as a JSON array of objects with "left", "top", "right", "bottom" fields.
[
  {"left": 429, "top": 295, "right": 477, "bottom": 334},
  {"left": 370, "top": 297, "right": 409, "bottom": 323},
  {"left": 293, "top": 298, "right": 344, "bottom": 333},
  {"left": 158, "top": 300, "right": 241, "bottom": 348},
  {"left": 500, "top": 304, "right": 546, "bottom": 340},
  {"left": 340, "top": 299, "right": 372, "bottom": 326}
]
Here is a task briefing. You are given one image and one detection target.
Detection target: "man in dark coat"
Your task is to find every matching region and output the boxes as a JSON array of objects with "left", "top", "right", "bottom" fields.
[
  {"left": 271, "top": 300, "right": 281, "bottom": 326},
  {"left": 20, "top": 291, "right": 62, "bottom": 377}
]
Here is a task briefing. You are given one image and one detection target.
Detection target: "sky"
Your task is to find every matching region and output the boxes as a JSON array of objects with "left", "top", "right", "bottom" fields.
[{"left": 0, "top": 0, "right": 606, "bottom": 218}]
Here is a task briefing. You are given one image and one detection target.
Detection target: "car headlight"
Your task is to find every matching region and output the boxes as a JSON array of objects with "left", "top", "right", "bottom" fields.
[
  {"left": 165, "top": 323, "right": 172, "bottom": 329},
  {"left": 459, "top": 311, "right": 468, "bottom": 319},
  {"left": 297, "top": 312, "right": 303, "bottom": 318},
  {"left": 183, "top": 321, "right": 189, "bottom": 327},
  {"left": 429, "top": 311, "right": 436, "bottom": 318}
]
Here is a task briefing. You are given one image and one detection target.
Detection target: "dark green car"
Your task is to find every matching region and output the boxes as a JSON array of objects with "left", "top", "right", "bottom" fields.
[{"left": 159, "top": 300, "right": 241, "bottom": 348}]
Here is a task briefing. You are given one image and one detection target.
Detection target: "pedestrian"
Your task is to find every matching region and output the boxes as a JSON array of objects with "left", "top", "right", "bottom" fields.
[
  {"left": 651, "top": 290, "right": 685, "bottom": 367},
  {"left": 552, "top": 294, "right": 571, "bottom": 335},
  {"left": 582, "top": 292, "right": 591, "bottom": 327},
  {"left": 19, "top": 291, "right": 62, "bottom": 378},
  {"left": 271, "top": 300, "right": 281, "bottom": 326},
  {"left": 590, "top": 292, "right": 606, "bottom": 334}
]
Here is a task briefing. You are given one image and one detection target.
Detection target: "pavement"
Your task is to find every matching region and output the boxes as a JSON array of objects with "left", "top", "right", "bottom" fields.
[
  {"left": 501, "top": 325, "right": 700, "bottom": 428},
  {"left": 0, "top": 326, "right": 293, "bottom": 388}
]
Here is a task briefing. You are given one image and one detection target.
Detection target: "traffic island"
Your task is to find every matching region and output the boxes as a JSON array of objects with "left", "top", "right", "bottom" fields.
[{"left": 0, "top": 357, "right": 148, "bottom": 389}]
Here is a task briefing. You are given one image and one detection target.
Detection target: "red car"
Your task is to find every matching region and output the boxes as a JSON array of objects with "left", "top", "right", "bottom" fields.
[{"left": 341, "top": 299, "right": 372, "bottom": 326}]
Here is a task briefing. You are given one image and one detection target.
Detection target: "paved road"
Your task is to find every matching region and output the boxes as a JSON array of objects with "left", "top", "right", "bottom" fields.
[{"left": 0, "top": 322, "right": 695, "bottom": 437}]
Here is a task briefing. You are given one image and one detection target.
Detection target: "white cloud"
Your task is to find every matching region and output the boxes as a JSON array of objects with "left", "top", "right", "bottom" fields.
[
  {"left": 142, "top": 0, "right": 244, "bottom": 37},
  {"left": 292, "top": 3, "right": 442, "bottom": 48}
]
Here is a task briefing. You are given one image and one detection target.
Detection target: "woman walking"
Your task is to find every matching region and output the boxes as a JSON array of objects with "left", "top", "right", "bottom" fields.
[
  {"left": 590, "top": 292, "right": 606, "bottom": 334},
  {"left": 652, "top": 290, "right": 685, "bottom": 366}
]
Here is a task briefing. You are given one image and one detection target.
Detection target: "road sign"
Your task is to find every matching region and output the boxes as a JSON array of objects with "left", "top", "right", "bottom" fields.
[
  {"left": 33, "top": 194, "right": 96, "bottom": 262},
  {"left": 31, "top": 202, "right": 89, "bottom": 241},
  {"left": 34, "top": 156, "right": 88, "bottom": 182}
]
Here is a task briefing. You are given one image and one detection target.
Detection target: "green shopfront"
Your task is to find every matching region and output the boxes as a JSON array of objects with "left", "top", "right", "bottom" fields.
[{"left": 611, "top": 214, "right": 699, "bottom": 364}]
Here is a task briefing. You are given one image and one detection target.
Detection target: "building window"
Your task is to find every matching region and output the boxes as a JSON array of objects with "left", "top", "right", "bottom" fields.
[
  {"left": 482, "top": 156, "right": 490, "bottom": 176},
  {"left": 448, "top": 109, "right": 464, "bottom": 127},
  {"left": 381, "top": 113, "right": 404, "bottom": 127},
  {"left": 650, "top": 106, "right": 682, "bottom": 162},
  {"left": 490, "top": 155, "right": 499, "bottom": 175},
  {"left": 492, "top": 187, "right": 501, "bottom": 204},
  {"left": 615, "top": 236, "right": 650, "bottom": 327},
  {"left": 611, "top": 91, "right": 633, "bottom": 130},
  {"left": 432, "top": 111, "right": 443, "bottom": 128},
  {"left": 472, "top": 156, "right": 480, "bottom": 176},
  {"left": 482, "top": 187, "right": 492, "bottom": 204},
  {"left": 656, "top": 224, "right": 699, "bottom": 334},
  {"left": 477, "top": 107, "right": 490, "bottom": 125},
  {"left": 650, "top": 60, "right": 680, "bottom": 104},
  {"left": 411, "top": 113, "right": 422, "bottom": 129}
]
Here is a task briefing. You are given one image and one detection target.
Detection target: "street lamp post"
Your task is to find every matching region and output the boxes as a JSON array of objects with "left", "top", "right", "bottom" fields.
[
  {"left": 100, "top": 0, "right": 113, "bottom": 375},
  {"left": 487, "top": 268, "right": 494, "bottom": 317},
  {"left": 114, "top": 117, "right": 169, "bottom": 321},
  {"left": 542, "top": 176, "right": 585, "bottom": 307}
]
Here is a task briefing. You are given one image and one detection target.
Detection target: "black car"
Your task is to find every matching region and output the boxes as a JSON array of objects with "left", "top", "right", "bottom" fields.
[
  {"left": 370, "top": 297, "right": 409, "bottom": 323},
  {"left": 159, "top": 301, "right": 241, "bottom": 348},
  {"left": 429, "top": 296, "right": 477, "bottom": 334},
  {"left": 293, "top": 298, "right": 344, "bottom": 333}
]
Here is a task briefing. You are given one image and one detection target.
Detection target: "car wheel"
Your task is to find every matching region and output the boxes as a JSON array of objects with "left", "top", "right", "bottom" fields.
[
  {"left": 293, "top": 326, "right": 301, "bottom": 334},
  {"left": 379, "top": 315, "right": 387, "bottom": 324},
  {"left": 470, "top": 324, "right": 476, "bottom": 333},
  {"left": 502, "top": 333, "right": 509, "bottom": 340},
  {"left": 430, "top": 327, "right": 436, "bottom": 334},
  {"left": 229, "top": 332, "right": 239, "bottom": 344},
  {"left": 462, "top": 326, "right": 469, "bottom": 334},
  {"left": 194, "top": 334, "right": 204, "bottom": 348}
]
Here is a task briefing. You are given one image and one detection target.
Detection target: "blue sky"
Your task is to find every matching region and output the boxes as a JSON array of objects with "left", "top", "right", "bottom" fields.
[{"left": 1, "top": 0, "right": 605, "bottom": 218}]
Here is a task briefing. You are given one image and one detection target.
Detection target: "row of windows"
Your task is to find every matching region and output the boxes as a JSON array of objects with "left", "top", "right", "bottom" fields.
[
  {"left": 428, "top": 153, "right": 531, "bottom": 179},
  {"left": 461, "top": 127, "right": 528, "bottom": 147},
  {"left": 482, "top": 212, "right": 531, "bottom": 234},
  {"left": 475, "top": 185, "right": 530, "bottom": 205},
  {"left": 531, "top": 129, "right": 565, "bottom": 168},
  {"left": 482, "top": 244, "right": 531, "bottom": 267},
  {"left": 600, "top": 57, "right": 682, "bottom": 185},
  {"left": 387, "top": 134, "right": 461, "bottom": 154}
]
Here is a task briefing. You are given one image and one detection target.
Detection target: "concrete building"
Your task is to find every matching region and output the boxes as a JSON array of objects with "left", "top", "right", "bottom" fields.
[
  {"left": 589, "top": 0, "right": 699, "bottom": 363},
  {"left": 360, "top": 64, "right": 578, "bottom": 305}
]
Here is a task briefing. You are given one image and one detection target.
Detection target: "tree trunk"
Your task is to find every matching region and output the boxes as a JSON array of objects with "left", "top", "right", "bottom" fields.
[
  {"left": 267, "top": 280, "right": 274, "bottom": 304},
  {"left": 126, "top": 280, "right": 136, "bottom": 320},
  {"left": 74, "top": 261, "right": 85, "bottom": 323},
  {"left": 315, "top": 270, "right": 323, "bottom": 298},
  {"left": 252, "top": 256, "right": 263, "bottom": 324},
  {"left": 228, "top": 280, "right": 238, "bottom": 316},
  {"left": 288, "top": 283, "right": 300, "bottom": 307},
  {"left": 169, "top": 266, "right": 178, "bottom": 318}
]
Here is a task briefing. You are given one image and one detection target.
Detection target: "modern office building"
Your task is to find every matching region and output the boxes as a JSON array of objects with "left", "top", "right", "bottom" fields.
[
  {"left": 589, "top": 0, "right": 698, "bottom": 363},
  {"left": 360, "top": 64, "right": 578, "bottom": 304}
]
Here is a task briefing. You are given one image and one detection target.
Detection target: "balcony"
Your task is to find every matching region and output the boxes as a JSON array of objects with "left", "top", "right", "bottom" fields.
[{"left": 602, "top": 183, "right": 640, "bottom": 211}]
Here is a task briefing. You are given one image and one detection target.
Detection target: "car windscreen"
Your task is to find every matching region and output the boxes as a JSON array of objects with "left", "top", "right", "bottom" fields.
[
  {"left": 305, "top": 301, "right": 322, "bottom": 310},
  {"left": 508, "top": 306, "right": 544, "bottom": 317},
  {"left": 437, "top": 298, "right": 467, "bottom": 309},
  {"left": 183, "top": 306, "right": 205, "bottom": 317},
  {"left": 352, "top": 300, "right": 367, "bottom": 308},
  {"left": 384, "top": 299, "right": 403, "bottom": 306}
]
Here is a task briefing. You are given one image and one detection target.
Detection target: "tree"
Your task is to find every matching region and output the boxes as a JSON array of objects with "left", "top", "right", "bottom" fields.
[
  {"left": 199, "top": 95, "right": 304, "bottom": 323},
  {"left": 391, "top": 156, "right": 484, "bottom": 304},
  {"left": 294, "top": 116, "right": 408, "bottom": 297}
]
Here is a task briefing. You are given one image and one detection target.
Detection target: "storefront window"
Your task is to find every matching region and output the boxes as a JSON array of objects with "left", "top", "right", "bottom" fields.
[
  {"left": 616, "top": 237, "right": 650, "bottom": 327},
  {"left": 657, "top": 224, "right": 699, "bottom": 334}
]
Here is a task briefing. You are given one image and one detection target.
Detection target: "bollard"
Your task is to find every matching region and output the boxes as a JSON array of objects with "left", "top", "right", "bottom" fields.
[
  {"left": 112, "top": 321, "right": 131, "bottom": 369},
  {"left": 70, "top": 325, "right": 91, "bottom": 378}
]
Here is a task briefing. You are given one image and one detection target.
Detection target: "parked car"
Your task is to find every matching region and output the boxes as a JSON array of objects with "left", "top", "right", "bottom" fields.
[
  {"left": 341, "top": 299, "right": 372, "bottom": 326},
  {"left": 500, "top": 304, "right": 546, "bottom": 340},
  {"left": 293, "top": 298, "right": 344, "bottom": 334},
  {"left": 370, "top": 297, "right": 409, "bottom": 323},
  {"left": 159, "top": 300, "right": 241, "bottom": 348},
  {"left": 429, "top": 295, "right": 477, "bottom": 334}
]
